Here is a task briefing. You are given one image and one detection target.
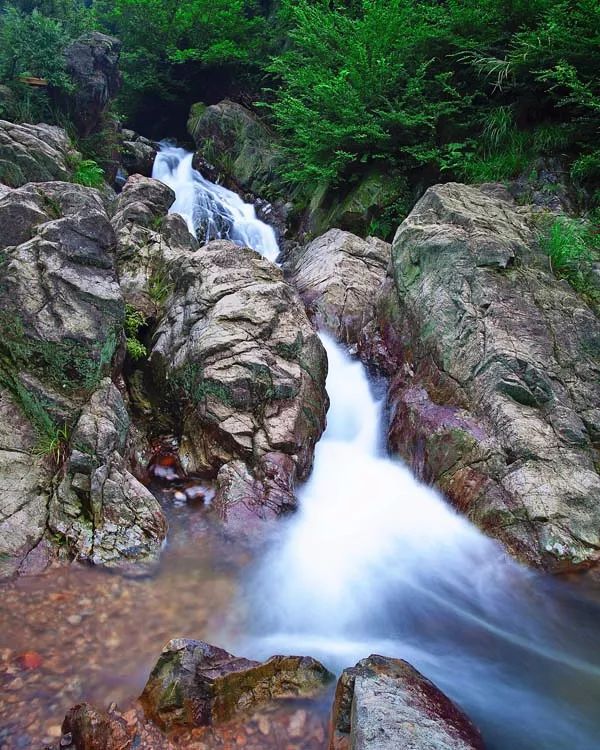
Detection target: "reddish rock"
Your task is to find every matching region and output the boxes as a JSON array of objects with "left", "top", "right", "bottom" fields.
[
  {"left": 367, "top": 182, "right": 600, "bottom": 572},
  {"left": 61, "top": 703, "right": 132, "bottom": 750},
  {"left": 329, "top": 655, "right": 485, "bottom": 750}
]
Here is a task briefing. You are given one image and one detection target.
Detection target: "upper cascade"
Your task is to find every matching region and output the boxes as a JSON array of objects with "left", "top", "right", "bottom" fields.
[{"left": 152, "top": 143, "right": 279, "bottom": 263}]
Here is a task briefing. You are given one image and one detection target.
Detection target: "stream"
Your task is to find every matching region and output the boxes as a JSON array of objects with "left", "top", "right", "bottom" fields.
[{"left": 1, "top": 145, "right": 600, "bottom": 749}]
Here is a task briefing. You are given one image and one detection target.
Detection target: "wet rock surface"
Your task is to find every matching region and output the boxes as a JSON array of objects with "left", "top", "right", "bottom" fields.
[
  {"left": 0, "top": 121, "right": 76, "bottom": 187},
  {"left": 150, "top": 239, "right": 328, "bottom": 512},
  {"left": 370, "top": 182, "right": 600, "bottom": 571},
  {"left": 329, "top": 655, "right": 485, "bottom": 750},
  {"left": 285, "top": 229, "right": 390, "bottom": 345},
  {"left": 0, "top": 386, "right": 53, "bottom": 578},
  {"left": 140, "top": 638, "right": 334, "bottom": 730}
]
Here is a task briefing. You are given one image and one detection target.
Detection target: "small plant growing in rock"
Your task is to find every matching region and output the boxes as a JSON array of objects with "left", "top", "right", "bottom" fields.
[
  {"left": 148, "top": 264, "right": 173, "bottom": 307},
  {"left": 540, "top": 215, "right": 600, "bottom": 305},
  {"left": 124, "top": 305, "right": 147, "bottom": 361},
  {"left": 34, "top": 422, "right": 70, "bottom": 466},
  {"left": 72, "top": 158, "right": 105, "bottom": 188}
]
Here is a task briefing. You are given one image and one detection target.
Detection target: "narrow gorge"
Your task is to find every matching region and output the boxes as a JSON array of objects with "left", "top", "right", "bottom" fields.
[{"left": 1, "top": 5, "right": 600, "bottom": 750}]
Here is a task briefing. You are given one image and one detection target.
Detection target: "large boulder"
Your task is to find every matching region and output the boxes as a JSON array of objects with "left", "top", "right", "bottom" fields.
[
  {"left": 149, "top": 240, "right": 328, "bottom": 515},
  {"left": 0, "top": 181, "right": 123, "bottom": 423},
  {"left": 188, "top": 100, "right": 280, "bottom": 198},
  {"left": 372, "top": 182, "right": 600, "bottom": 572},
  {"left": 0, "top": 121, "right": 76, "bottom": 187},
  {"left": 0, "top": 180, "right": 168, "bottom": 572},
  {"left": 64, "top": 32, "right": 122, "bottom": 137},
  {"left": 48, "top": 379, "right": 167, "bottom": 566},
  {"left": 112, "top": 174, "right": 188, "bottom": 317},
  {"left": 329, "top": 655, "right": 485, "bottom": 750},
  {"left": 286, "top": 229, "right": 390, "bottom": 345},
  {"left": 140, "top": 639, "right": 334, "bottom": 730}
]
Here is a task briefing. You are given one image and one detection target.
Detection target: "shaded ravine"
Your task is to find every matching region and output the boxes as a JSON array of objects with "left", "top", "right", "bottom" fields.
[
  {"left": 156, "top": 145, "right": 600, "bottom": 749},
  {"left": 0, "top": 147, "right": 599, "bottom": 749}
]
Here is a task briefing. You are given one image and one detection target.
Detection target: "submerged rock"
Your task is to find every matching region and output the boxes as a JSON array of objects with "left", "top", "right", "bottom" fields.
[
  {"left": 371, "top": 182, "right": 600, "bottom": 572},
  {"left": 61, "top": 702, "right": 132, "bottom": 750},
  {"left": 329, "top": 655, "right": 485, "bottom": 750},
  {"left": 286, "top": 228, "right": 390, "bottom": 344},
  {"left": 150, "top": 239, "right": 328, "bottom": 512},
  {"left": 140, "top": 638, "right": 334, "bottom": 730}
]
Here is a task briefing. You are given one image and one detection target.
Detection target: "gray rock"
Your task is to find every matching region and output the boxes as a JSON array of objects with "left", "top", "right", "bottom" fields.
[
  {"left": 0, "top": 181, "right": 123, "bottom": 422},
  {"left": 48, "top": 379, "right": 167, "bottom": 566},
  {"left": 121, "top": 131, "right": 158, "bottom": 177},
  {"left": 329, "top": 655, "right": 485, "bottom": 750},
  {"left": 286, "top": 228, "right": 390, "bottom": 344},
  {"left": 64, "top": 32, "right": 122, "bottom": 137},
  {"left": 0, "top": 121, "right": 76, "bottom": 187},
  {"left": 0, "top": 386, "right": 52, "bottom": 578},
  {"left": 150, "top": 240, "right": 328, "bottom": 513},
  {"left": 375, "top": 182, "right": 600, "bottom": 571},
  {"left": 112, "top": 174, "right": 196, "bottom": 317}
]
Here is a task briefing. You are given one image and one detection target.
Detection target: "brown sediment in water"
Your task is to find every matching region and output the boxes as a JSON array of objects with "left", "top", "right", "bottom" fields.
[{"left": 0, "top": 493, "right": 317, "bottom": 749}]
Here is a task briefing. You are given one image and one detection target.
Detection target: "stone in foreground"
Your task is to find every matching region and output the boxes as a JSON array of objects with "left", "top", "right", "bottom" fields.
[
  {"left": 329, "top": 655, "right": 485, "bottom": 750},
  {"left": 140, "top": 639, "right": 334, "bottom": 730}
]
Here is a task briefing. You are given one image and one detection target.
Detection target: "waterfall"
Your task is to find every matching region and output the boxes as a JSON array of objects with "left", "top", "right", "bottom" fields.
[
  {"left": 152, "top": 143, "right": 280, "bottom": 263},
  {"left": 152, "top": 147, "right": 600, "bottom": 750}
]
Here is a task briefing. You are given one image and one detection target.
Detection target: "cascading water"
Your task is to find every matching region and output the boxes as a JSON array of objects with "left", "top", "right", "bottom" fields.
[
  {"left": 154, "top": 148, "right": 600, "bottom": 749},
  {"left": 152, "top": 143, "right": 279, "bottom": 262}
]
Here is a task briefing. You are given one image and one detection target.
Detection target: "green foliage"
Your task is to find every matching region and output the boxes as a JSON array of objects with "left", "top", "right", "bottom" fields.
[
  {"left": 0, "top": 311, "right": 118, "bottom": 392},
  {"left": 124, "top": 304, "right": 147, "bottom": 360},
  {"left": 267, "top": 0, "right": 600, "bottom": 197},
  {"left": 0, "top": 1, "right": 93, "bottom": 123},
  {"left": 72, "top": 158, "right": 105, "bottom": 187},
  {"left": 266, "top": 0, "right": 464, "bottom": 192},
  {"left": 148, "top": 263, "right": 173, "bottom": 307},
  {"left": 95, "top": 0, "right": 271, "bottom": 120},
  {"left": 33, "top": 421, "right": 70, "bottom": 465},
  {"left": 539, "top": 215, "right": 600, "bottom": 304}
]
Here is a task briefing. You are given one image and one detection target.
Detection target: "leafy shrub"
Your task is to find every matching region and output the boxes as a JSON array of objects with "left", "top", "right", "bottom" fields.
[{"left": 539, "top": 215, "right": 600, "bottom": 304}]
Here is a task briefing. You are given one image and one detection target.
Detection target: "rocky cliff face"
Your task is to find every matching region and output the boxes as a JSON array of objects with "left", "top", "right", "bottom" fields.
[{"left": 364, "top": 183, "right": 600, "bottom": 572}]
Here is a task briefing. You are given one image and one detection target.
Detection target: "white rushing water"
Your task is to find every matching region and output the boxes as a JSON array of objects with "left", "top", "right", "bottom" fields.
[
  {"left": 152, "top": 143, "right": 279, "bottom": 262},
  {"left": 153, "top": 147, "right": 600, "bottom": 750}
]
